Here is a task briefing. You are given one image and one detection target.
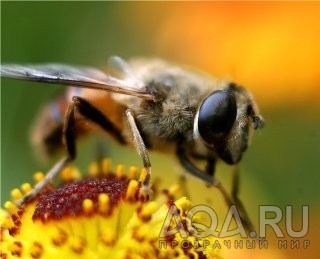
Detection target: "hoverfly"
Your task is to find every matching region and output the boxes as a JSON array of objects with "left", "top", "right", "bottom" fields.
[{"left": 1, "top": 56, "right": 264, "bottom": 231}]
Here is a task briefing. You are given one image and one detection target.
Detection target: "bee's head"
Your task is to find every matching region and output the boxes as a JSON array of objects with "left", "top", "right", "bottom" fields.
[{"left": 194, "top": 83, "right": 264, "bottom": 164}]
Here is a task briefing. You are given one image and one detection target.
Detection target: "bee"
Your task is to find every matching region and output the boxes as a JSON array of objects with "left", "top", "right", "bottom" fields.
[{"left": 1, "top": 56, "right": 264, "bottom": 230}]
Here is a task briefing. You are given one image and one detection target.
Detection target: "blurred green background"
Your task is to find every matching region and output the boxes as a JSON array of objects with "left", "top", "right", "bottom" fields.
[{"left": 1, "top": 2, "right": 320, "bottom": 258}]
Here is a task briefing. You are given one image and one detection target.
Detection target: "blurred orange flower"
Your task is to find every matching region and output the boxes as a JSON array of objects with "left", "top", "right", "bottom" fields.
[{"left": 130, "top": 2, "right": 320, "bottom": 107}]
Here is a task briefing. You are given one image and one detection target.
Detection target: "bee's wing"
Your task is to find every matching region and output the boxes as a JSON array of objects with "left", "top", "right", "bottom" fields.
[{"left": 0, "top": 64, "right": 155, "bottom": 101}]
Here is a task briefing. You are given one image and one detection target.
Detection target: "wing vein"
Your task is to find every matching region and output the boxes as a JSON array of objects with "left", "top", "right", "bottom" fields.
[{"left": 0, "top": 64, "right": 155, "bottom": 101}]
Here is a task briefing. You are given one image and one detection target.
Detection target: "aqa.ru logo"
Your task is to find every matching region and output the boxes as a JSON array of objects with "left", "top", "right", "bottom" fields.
[{"left": 159, "top": 204, "right": 309, "bottom": 239}]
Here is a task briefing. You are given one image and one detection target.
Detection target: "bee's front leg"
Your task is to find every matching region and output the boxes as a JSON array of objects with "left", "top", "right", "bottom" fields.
[
  {"left": 176, "top": 143, "right": 255, "bottom": 232},
  {"left": 176, "top": 143, "right": 216, "bottom": 186},
  {"left": 17, "top": 96, "right": 124, "bottom": 206},
  {"left": 230, "top": 164, "right": 255, "bottom": 232},
  {"left": 205, "top": 158, "right": 255, "bottom": 232}
]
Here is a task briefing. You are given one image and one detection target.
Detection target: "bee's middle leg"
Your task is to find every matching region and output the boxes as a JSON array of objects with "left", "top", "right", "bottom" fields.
[
  {"left": 17, "top": 99, "right": 78, "bottom": 205},
  {"left": 18, "top": 96, "right": 125, "bottom": 206},
  {"left": 125, "top": 109, "right": 152, "bottom": 194}
]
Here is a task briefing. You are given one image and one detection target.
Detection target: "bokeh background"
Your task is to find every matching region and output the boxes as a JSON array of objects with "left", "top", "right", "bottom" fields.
[{"left": 1, "top": 2, "right": 319, "bottom": 258}]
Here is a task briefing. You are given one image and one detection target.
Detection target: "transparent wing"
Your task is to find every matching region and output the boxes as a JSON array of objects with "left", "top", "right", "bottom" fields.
[
  {"left": 107, "top": 56, "right": 134, "bottom": 78},
  {"left": 0, "top": 64, "right": 155, "bottom": 101}
]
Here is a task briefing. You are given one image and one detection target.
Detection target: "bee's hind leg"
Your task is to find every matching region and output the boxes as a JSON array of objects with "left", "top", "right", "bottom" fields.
[
  {"left": 17, "top": 99, "right": 79, "bottom": 206},
  {"left": 18, "top": 96, "right": 125, "bottom": 206},
  {"left": 17, "top": 157, "right": 71, "bottom": 206}
]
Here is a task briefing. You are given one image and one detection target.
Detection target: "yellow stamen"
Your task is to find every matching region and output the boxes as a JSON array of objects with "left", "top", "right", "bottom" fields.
[
  {"left": 60, "top": 166, "right": 71, "bottom": 179},
  {"left": 4, "top": 201, "right": 18, "bottom": 215},
  {"left": 116, "top": 164, "right": 124, "bottom": 178},
  {"left": 70, "top": 236, "right": 86, "bottom": 254},
  {"left": 126, "top": 180, "right": 139, "bottom": 201},
  {"left": 51, "top": 228, "right": 68, "bottom": 246},
  {"left": 139, "top": 168, "right": 147, "bottom": 182},
  {"left": 88, "top": 162, "right": 99, "bottom": 177},
  {"left": 175, "top": 197, "right": 192, "bottom": 214},
  {"left": 8, "top": 241, "right": 23, "bottom": 257},
  {"left": 168, "top": 183, "right": 181, "bottom": 196},
  {"left": 29, "top": 241, "right": 43, "bottom": 258},
  {"left": 10, "top": 188, "right": 23, "bottom": 201},
  {"left": 72, "top": 167, "right": 82, "bottom": 180},
  {"left": 33, "top": 172, "right": 45, "bottom": 183},
  {"left": 21, "top": 183, "right": 32, "bottom": 194},
  {"left": 82, "top": 199, "right": 94, "bottom": 214},
  {"left": 98, "top": 193, "right": 110, "bottom": 214},
  {"left": 101, "top": 158, "right": 111, "bottom": 175},
  {"left": 139, "top": 201, "right": 159, "bottom": 222},
  {"left": 60, "top": 166, "right": 81, "bottom": 181},
  {"left": 100, "top": 229, "right": 116, "bottom": 246},
  {"left": 128, "top": 166, "right": 137, "bottom": 179},
  {"left": 2, "top": 217, "right": 15, "bottom": 229}
]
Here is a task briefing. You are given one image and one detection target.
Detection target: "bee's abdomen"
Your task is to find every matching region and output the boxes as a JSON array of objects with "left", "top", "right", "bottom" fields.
[{"left": 30, "top": 95, "right": 68, "bottom": 160}]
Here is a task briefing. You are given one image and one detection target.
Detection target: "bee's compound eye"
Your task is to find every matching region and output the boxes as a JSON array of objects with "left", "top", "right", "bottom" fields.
[{"left": 198, "top": 90, "right": 237, "bottom": 145}]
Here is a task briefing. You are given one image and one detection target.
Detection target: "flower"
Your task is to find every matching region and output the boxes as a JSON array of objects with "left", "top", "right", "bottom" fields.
[{"left": 1, "top": 159, "right": 220, "bottom": 259}]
